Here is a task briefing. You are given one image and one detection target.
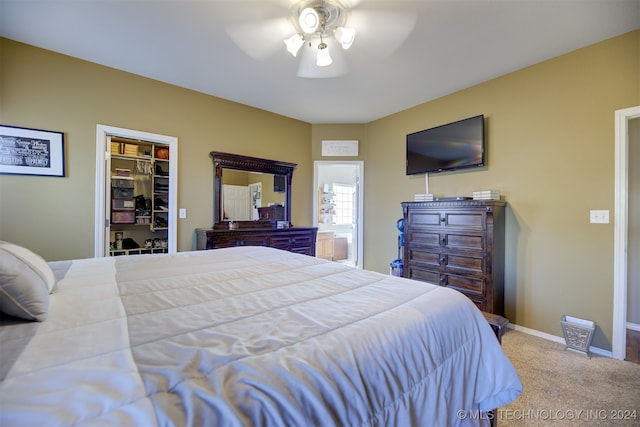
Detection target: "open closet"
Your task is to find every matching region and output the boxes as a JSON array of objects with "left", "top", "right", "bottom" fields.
[{"left": 94, "top": 125, "right": 178, "bottom": 257}]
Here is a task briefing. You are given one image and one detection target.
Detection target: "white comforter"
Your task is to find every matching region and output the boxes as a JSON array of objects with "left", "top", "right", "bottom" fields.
[{"left": 0, "top": 246, "right": 521, "bottom": 426}]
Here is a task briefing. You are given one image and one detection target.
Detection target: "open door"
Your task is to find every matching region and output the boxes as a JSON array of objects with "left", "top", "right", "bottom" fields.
[{"left": 313, "top": 161, "right": 364, "bottom": 268}]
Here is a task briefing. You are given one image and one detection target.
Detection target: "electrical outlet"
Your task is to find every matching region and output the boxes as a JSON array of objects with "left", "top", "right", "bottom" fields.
[
  {"left": 590, "top": 210, "right": 609, "bottom": 224},
  {"left": 179, "top": 208, "right": 187, "bottom": 219}
]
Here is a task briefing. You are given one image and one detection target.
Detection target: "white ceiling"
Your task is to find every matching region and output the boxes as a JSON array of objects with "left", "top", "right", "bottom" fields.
[{"left": 1, "top": 0, "right": 638, "bottom": 124}]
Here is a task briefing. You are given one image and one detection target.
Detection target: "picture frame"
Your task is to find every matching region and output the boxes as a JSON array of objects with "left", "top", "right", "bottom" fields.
[
  {"left": 0, "top": 125, "right": 65, "bottom": 177},
  {"left": 321, "top": 140, "right": 358, "bottom": 157}
]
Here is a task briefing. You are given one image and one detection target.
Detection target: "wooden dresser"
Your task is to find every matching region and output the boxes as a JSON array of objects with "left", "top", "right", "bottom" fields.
[
  {"left": 196, "top": 226, "right": 318, "bottom": 256},
  {"left": 401, "top": 200, "right": 506, "bottom": 315}
]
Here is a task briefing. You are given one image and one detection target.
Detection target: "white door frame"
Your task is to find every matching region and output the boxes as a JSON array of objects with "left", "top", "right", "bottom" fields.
[
  {"left": 249, "top": 182, "right": 262, "bottom": 220},
  {"left": 94, "top": 124, "right": 178, "bottom": 257},
  {"left": 313, "top": 161, "right": 364, "bottom": 269},
  {"left": 613, "top": 106, "right": 640, "bottom": 359}
]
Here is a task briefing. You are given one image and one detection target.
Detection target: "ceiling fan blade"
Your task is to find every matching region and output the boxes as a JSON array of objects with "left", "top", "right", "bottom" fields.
[
  {"left": 297, "top": 38, "right": 349, "bottom": 78},
  {"left": 339, "top": 0, "right": 367, "bottom": 8},
  {"left": 227, "top": 16, "right": 295, "bottom": 61},
  {"left": 219, "top": 0, "right": 297, "bottom": 61},
  {"left": 348, "top": 8, "right": 418, "bottom": 57}
]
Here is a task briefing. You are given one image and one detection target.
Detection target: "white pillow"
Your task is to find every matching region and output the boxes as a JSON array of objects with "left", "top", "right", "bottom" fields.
[{"left": 0, "top": 241, "right": 56, "bottom": 321}]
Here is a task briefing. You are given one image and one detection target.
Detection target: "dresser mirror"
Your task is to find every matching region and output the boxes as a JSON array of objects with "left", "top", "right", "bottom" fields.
[{"left": 211, "top": 152, "right": 295, "bottom": 227}]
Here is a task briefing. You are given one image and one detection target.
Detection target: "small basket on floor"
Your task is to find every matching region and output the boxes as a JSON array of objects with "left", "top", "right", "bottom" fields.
[{"left": 561, "top": 315, "right": 596, "bottom": 358}]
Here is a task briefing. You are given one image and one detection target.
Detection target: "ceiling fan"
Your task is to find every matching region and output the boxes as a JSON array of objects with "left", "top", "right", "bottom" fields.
[{"left": 224, "top": 0, "right": 417, "bottom": 78}]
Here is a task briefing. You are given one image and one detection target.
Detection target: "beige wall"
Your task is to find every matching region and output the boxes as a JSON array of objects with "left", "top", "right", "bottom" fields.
[
  {"left": 1, "top": 31, "right": 639, "bottom": 349},
  {"left": 0, "top": 38, "right": 312, "bottom": 260},
  {"left": 356, "top": 31, "right": 639, "bottom": 350}
]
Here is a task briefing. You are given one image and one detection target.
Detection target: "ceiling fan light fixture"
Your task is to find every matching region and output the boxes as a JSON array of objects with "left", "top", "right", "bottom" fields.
[
  {"left": 284, "top": 33, "right": 305, "bottom": 56},
  {"left": 299, "top": 7, "right": 320, "bottom": 33},
  {"left": 316, "top": 42, "right": 332, "bottom": 67},
  {"left": 334, "top": 26, "right": 355, "bottom": 50},
  {"left": 284, "top": 0, "right": 353, "bottom": 72}
]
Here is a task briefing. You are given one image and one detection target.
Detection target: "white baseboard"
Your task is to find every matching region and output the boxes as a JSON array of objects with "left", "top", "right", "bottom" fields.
[
  {"left": 507, "top": 323, "right": 613, "bottom": 358},
  {"left": 627, "top": 322, "right": 640, "bottom": 332}
]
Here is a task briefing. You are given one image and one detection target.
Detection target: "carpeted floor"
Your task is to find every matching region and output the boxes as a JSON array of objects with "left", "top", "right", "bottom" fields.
[{"left": 499, "top": 329, "right": 640, "bottom": 426}]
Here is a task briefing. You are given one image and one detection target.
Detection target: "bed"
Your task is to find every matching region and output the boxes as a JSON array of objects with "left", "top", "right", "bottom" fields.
[{"left": 0, "top": 244, "right": 521, "bottom": 426}]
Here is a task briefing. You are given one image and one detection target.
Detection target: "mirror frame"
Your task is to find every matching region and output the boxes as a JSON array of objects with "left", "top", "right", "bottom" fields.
[{"left": 211, "top": 152, "right": 296, "bottom": 227}]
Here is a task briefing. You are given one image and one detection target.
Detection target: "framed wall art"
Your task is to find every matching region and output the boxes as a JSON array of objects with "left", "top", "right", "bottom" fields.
[
  {"left": 321, "top": 140, "right": 359, "bottom": 157},
  {"left": 0, "top": 125, "right": 65, "bottom": 177}
]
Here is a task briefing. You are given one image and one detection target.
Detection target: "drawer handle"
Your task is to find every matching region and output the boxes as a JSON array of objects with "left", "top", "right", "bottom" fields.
[
  {"left": 440, "top": 238, "right": 446, "bottom": 244},
  {"left": 440, "top": 257, "right": 446, "bottom": 264},
  {"left": 440, "top": 217, "right": 446, "bottom": 222}
]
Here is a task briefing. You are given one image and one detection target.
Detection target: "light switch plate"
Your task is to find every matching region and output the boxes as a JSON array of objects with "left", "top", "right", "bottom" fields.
[
  {"left": 179, "top": 208, "right": 187, "bottom": 219},
  {"left": 590, "top": 210, "right": 609, "bottom": 224}
]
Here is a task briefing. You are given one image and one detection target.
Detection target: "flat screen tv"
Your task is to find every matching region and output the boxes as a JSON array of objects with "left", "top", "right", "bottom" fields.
[{"left": 406, "top": 115, "right": 485, "bottom": 175}]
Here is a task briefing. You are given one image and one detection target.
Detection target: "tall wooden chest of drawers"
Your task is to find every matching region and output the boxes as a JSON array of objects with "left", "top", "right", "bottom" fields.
[{"left": 401, "top": 200, "right": 506, "bottom": 315}]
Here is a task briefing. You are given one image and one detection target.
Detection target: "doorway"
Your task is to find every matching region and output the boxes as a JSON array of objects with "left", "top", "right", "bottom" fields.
[
  {"left": 94, "top": 125, "right": 178, "bottom": 257},
  {"left": 314, "top": 161, "right": 364, "bottom": 269},
  {"left": 613, "top": 106, "right": 640, "bottom": 360},
  {"left": 249, "top": 182, "right": 262, "bottom": 220}
]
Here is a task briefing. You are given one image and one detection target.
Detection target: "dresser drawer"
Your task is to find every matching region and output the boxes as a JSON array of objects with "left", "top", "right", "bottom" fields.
[
  {"left": 443, "top": 211, "right": 486, "bottom": 230},
  {"left": 407, "top": 209, "right": 488, "bottom": 231},
  {"left": 407, "top": 266, "right": 440, "bottom": 284},
  {"left": 209, "top": 238, "right": 235, "bottom": 249},
  {"left": 407, "top": 247, "right": 441, "bottom": 269},
  {"left": 406, "top": 229, "right": 441, "bottom": 248},
  {"left": 269, "top": 232, "right": 312, "bottom": 250},
  {"left": 235, "top": 235, "right": 269, "bottom": 247},
  {"left": 268, "top": 236, "right": 305, "bottom": 250},
  {"left": 269, "top": 234, "right": 294, "bottom": 250},
  {"left": 443, "top": 253, "right": 485, "bottom": 276},
  {"left": 406, "top": 211, "right": 442, "bottom": 227},
  {"left": 289, "top": 232, "right": 315, "bottom": 249},
  {"left": 289, "top": 246, "right": 314, "bottom": 256},
  {"left": 469, "top": 297, "right": 487, "bottom": 312},
  {"left": 407, "top": 267, "right": 486, "bottom": 298},
  {"left": 212, "top": 234, "right": 268, "bottom": 248},
  {"left": 444, "top": 273, "right": 485, "bottom": 296},
  {"left": 443, "top": 232, "right": 485, "bottom": 252}
]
